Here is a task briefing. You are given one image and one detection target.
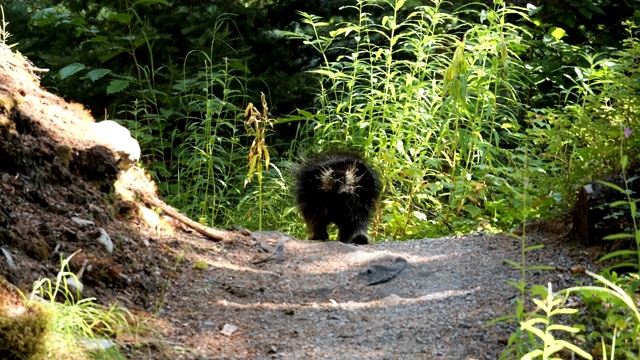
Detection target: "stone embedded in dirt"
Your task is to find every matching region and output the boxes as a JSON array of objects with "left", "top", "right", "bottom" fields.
[
  {"left": 1, "top": 247, "right": 16, "bottom": 269},
  {"left": 220, "top": 323, "right": 239, "bottom": 336},
  {"left": 71, "top": 217, "right": 95, "bottom": 227},
  {"left": 357, "top": 256, "right": 408, "bottom": 285},
  {"left": 64, "top": 276, "right": 83, "bottom": 295},
  {"left": 96, "top": 228, "right": 114, "bottom": 254},
  {"left": 381, "top": 294, "right": 403, "bottom": 306},
  {"left": 79, "top": 338, "right": 116, "bottom": 351},
  {"left": 90, "top": 120, "right": 141, "bottom": 170}
]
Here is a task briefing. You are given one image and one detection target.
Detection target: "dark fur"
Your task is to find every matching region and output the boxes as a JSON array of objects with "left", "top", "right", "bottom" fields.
[{"left": 294, "top": 151, "right": 382, "bottom": 244}]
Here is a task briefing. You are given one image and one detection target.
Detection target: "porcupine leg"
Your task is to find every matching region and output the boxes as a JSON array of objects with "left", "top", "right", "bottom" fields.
[
  {"left": 337, "top": 219, "right": 369, "bottom": 244},
  {"left": 307, "top": 215, "right": 330, "bottom": 241}
]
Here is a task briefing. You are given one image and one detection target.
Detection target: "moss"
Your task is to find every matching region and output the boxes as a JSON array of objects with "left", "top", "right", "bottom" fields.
[
  {"left": 0, "top": 227, "right": 16, "bottom": 246},
  {"left": 0, "top": 279, "right": 51, "bottom": 360},
  {"left": 55, "top": 144, "right": 72, "bottom": 168}
]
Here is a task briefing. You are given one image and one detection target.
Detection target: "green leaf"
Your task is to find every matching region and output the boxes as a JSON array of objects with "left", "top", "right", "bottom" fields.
[
  {"left": 601, "top": 262, "right": 639, "bottom": 274},
  {"left": 135, "top": 0, "right": 168, "bottom": 6},
  {"left": 527, "top": 265, "right": 555, "bottom": 271},
  {"left": 506, "top": 279, "right": 526, "bottom": 291},
  {"left": 503, "top": 259, "right": 520, "bottom": 269},
  {"left": 587, "top": 4, "right": 605, "bottom": 15},
  {"left": 85, "top": 35, "right": 109, "bottom": 43},
  {"left": 100, "top": 48, "right": 128, "bottom": 62},
  {"left": 531, "top": 299, "right": 548, "bottom": 312},
  {"left": 602, "top": 233, "right": 635, "bottom": 241},
  {"left": 59, "top": 63, "right": 85, "bottom": 80},
  {"left": 521, "top": 320, "right": 546, "bottom": 339},
  {"left": 557, "top": 340, "right": 592, "bottom": 359},
  {"left": 106, "top": 79, "right": 130, "bottom": 95},
  {"left": 599, "top": 249, "right": 637, "bottom": 261},
  {"left": 522, "top": 349, "right": 543, "bottom": 360},
  {"left": 609, "top": 200, "right": 630, "bottom": 208},
  {"left": 84, "top": 69, "right": 111, "bottom": 82},
  {"left": 108, "top": 13, "right": 133, "bottom": 24},
  {"left": 524, "top": 244, "right": 544, "bottom": 251},
  {"left": 597, "top": 180, "right": 625, "bottom": 193},
  {"left": 578, "top": 7, "right": 593, "bottom": 19},
  {"left": 549, "top": 27, "right": 566, "bottom": 40},
  {"left": 548, "top": 309, "right": 579, "bottom": 318},
  {"left": 69, "top": 16, "right": 85, "bottom": 26},
  {"left": 526, "top": 4, "right": 543, "bottom": 16}
]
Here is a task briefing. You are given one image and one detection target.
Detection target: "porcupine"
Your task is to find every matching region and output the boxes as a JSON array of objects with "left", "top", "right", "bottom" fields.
[{"left": 294, "top": 151, "right": 382, "bottom": 244}]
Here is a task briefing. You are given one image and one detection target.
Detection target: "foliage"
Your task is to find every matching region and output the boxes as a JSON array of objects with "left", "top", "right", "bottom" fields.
[
  {"left": 193, "top": 260, "right": 209, "bottom": 270},
  {"left": 245, "top": 93, "right": 276, "bottom": 231},
  {"left": 503, "top": 23, "right": 640, "bottom": 355},
  {"left": 562, "top": 271, "right": 640, "bottom": 359},
  {"left": 2, "top": 0, "right": 317, "bottom": 115},
  {"left": 27, "top": 252, "right": 134, "bottom": 359},
  {"left": 598, "top": 155, "right": 640, "bottom": 273},
  {"left": 281, "top": 0, "right": 544, "bottom": 237},
  {"left": 524, "top": 22, "right": 640, "bottom": 199},
  {"left": 0, "top": 252, "right": 136, "bottom": 360},
  {"left": 5, "top": 0, "right": 638, "bottom": 237},
  {"left": 520, "top": 283, "right": 592, "bottom": 360},
  {"left": 563, "top": 123, "right": 640, "bottom": 357},
  {"left": 0, "top": 5, "right": 14, "bottom": 46},
  {"left": 526, "top": 0, "right": 639, "bottom": 49}
]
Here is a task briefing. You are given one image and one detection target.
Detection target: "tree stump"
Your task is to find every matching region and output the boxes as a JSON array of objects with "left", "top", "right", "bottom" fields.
[{"left": 573, "top": 168, "right": 640, "bottom": 245}]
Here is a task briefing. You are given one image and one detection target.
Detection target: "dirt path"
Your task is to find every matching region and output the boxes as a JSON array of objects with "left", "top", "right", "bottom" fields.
[{"left": 158, "top": 231, "right": 600, "bottom": 360}]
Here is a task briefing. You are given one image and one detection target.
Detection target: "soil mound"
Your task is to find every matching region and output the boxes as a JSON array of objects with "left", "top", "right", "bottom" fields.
[{"left": 0, "top": 42, "right": 190, "bottom": 309}]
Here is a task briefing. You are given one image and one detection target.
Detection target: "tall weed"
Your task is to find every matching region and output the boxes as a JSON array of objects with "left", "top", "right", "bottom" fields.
[{"left": 284, "top": 0, "right": 535, "bottom": 238}]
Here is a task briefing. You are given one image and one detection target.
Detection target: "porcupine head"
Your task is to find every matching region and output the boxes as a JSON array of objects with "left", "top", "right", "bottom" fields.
[{"left": 317, "top": 162, "right": 362, "bottom": 195}]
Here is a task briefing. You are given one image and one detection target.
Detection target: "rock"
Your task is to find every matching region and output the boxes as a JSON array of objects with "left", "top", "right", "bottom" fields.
[
  {"left": 357, "top": 256, "right": 408, "bottom": 285},
  {"left": 71, "top": 217, "right": 95, "bottom": 227},
  {"left": 96, "top": 228, "right": 113, "bottom": 253},
  {"left": 381, "top": 294, "right": 403, "bottom": 306},
  {"left": 79, "top": 338, "right": 116, "bottom": 350},
  {"left": 220, "top": 323, "right": 238, "bottom": 336},
  {"left": 90, "top": 120, "right": 141, "bottom": 169},
  {"left": 64, "top": 276, "right": 83, "bottom": 295},
  {"left": 1, "top": 247, "right": 16, "bottom": 269}
]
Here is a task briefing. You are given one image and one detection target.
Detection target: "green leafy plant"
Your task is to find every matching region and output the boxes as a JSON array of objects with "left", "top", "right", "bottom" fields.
[
  {"left": 505, "top": 22, "right": 640, "bottom": 354},
  {"left": 25, "top": 251, "right": 135, "bottom": 359},
  {"left": 282, "top": 0, "right": 545, "bottom": 238},
  {"left": 193, "top": 260, "right": 209, "bottom": 270},
  {"left": 597, "top": 154, "right": 640, "bottom": 273},
  {"left": 521, "top": 283, "right": 592, "bottom": 360},
  {"left": 0, "top": 5, "right": 13, "bottom": 46},
  {"left": 563, "top": 270, "right": 640, "bottom": 359}
]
